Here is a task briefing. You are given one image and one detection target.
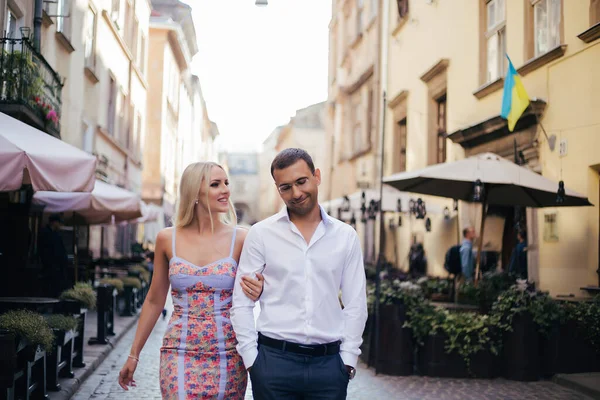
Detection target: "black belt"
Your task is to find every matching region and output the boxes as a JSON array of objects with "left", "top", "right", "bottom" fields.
[{"left": 258, "top": 333, "right": 340, "bottom": 357}]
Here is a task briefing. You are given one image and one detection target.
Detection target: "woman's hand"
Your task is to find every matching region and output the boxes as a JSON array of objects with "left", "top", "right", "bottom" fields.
[
  {"left": 118, "top": 357, "right": 138, "bottom": 390},
  {"left": 241, "top": 273, "right": 264, "bottom": 301}
]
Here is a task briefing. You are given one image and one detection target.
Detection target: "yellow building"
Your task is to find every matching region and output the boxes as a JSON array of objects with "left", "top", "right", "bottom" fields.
[
  {"left": 143, "top": 0, "right": 198, "bottom": 222},
  {"left": 327, "top": 0, "right": 384, "bottom": 201},
  {"left": 383, "top": 0, "right": 600, "bottom": 295}
]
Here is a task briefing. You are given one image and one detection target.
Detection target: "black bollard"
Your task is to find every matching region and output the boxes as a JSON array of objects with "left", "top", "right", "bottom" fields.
[{"left": 88, "top": 285, "right": 113, "bottom": 345}]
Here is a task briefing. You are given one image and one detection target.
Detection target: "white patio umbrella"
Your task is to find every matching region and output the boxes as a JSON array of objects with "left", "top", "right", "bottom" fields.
[
  {"left": 0, "top": 112, "right": 96, "bottom": 192},
  {"left": 383, "top": 152, "right": 592, "bottom": 280}
]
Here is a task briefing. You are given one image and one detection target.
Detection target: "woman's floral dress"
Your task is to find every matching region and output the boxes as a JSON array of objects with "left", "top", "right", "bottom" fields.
[{"left": 160, "top": 228, "right": 247, "bottom": 399}]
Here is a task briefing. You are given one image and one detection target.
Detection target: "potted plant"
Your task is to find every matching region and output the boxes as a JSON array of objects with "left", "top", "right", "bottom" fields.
[
  {"left": 98, "top": 278, "right": 125, "bottom": 293},
  {"left": 129, "top": 265, "right": 150, "bottom": 284},
  {"left": 417, "top": 277, "right": 452, "bottom": 302},
  {"left": 59, "top": 282, "right": 97, "bottom": 311},
  {"left": 0, "top": 310, "right": 54, "bottom": 360}
]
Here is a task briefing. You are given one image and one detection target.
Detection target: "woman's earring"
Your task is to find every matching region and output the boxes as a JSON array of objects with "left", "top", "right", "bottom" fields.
[{"left": 195, "top": 199, "right": 199, "bottom": 205}]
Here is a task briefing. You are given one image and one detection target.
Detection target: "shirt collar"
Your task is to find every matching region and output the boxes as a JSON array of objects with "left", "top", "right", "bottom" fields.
[{"left": 276, "top": 204, "right": 334, "bottom": 226}]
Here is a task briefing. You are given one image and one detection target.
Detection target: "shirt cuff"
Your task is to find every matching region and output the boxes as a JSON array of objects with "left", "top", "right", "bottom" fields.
[
  {"left": 240, "top": 346, "right": 258, "bottom": 370},
  {"left": 339, "top": 350, "right": 358, "bottom": 369}
]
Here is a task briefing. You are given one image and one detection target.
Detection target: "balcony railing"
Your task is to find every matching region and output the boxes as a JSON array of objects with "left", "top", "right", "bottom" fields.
[{"left": 0, "top": 37, "right": 63, "bottom": 136}]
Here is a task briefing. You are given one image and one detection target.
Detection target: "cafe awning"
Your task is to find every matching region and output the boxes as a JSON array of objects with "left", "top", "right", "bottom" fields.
[
  {"left": 32, "top": 181, "right": 142, "bottom": 225},
  {"left": 0, "top": 112, "right": 96, "bottom": 192}
]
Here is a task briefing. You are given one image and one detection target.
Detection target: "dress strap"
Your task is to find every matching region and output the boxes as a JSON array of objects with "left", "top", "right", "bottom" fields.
[
  {"left": 172, "top": 228, "right": 177, "bottom": 258},
  {"left": 228, "top": 227, "right": 238, "bottom": 258}
]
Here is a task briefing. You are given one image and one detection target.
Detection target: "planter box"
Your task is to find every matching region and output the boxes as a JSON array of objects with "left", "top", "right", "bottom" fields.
[
  {"left": 419, "top": 333, "right": 466, "bottom": 378},
  {"left": 502, "top": 312, "right": 540, "bottom": 381},
  {"left": 418, "top": 333, "right": 496, "bottom": 379},
  {"left": 359, "top": 312, "right": 374, "bottom": 364},
  {"left": 539, "top": 322, "right": 560, "bottom": 378},
  {"left": 46, "top": 329, "right": 75, "bottom": 391},
  {"left": 375, "top": 304, "right": 413, "bottom": 376},
  {"left": 556, "top": 320, "right": 599, "bottom": 374}
]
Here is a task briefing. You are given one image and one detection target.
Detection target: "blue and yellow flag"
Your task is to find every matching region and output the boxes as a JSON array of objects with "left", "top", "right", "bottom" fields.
[{"left": 501, "top": 56, "right": 530, "bottom": 132}]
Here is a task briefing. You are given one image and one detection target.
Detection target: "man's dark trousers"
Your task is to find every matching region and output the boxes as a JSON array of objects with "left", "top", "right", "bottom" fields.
[{"left": 250, "top": 343, "right": 350, "bottom": 400}]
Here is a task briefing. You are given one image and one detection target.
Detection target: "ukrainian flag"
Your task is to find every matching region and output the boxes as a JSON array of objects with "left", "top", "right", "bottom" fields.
[{"left": 501, "top": 56, "right": 530, "bottom": 132}]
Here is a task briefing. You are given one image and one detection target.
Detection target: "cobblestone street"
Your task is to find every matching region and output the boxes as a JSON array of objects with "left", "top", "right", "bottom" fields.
[{"left": 73, "top": 303, "right": 591, "bottom": 400}]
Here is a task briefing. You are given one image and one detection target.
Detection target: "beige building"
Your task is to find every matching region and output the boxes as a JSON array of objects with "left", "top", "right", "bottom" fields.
[
  {"left": 259, "top": 126, "right": 284, "bottom": 220},
  {"left": 382, "top": 0, "right": 600, "bottom": 295},
  {"left": 327, "top": 0, "right": 384, "bottom": 201},
  {"left": 1, "top": 0, "right": 151, "bottom": 257},
  {"left": 142, "top": 0, "right": 198, "bottom": 222},
  {"left": 221, "top": 152, "right": 261, "bottom": 226}
]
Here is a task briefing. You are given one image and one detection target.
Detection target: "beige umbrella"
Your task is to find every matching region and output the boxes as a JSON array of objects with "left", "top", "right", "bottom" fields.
[{"left": 383, "top": 152, "right": 592, "bottom": 280}]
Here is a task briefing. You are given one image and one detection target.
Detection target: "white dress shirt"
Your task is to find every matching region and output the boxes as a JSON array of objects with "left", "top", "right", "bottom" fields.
[{"left": 231, "top": 206, "right": 368, "bottom": 369}]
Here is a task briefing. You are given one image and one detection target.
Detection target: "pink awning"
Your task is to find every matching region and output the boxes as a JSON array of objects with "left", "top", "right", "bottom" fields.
[
  {"left": 0, "top": 112, "right": 96, "bottom": 192},
  {"left": 32, "top": 181, "right": 142, "bottom": 225}
]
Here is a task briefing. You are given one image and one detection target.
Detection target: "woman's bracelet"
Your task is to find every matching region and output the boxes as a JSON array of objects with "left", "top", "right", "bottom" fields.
[{"left": 128, "top": 355, "right": 139, "bottom": 362}]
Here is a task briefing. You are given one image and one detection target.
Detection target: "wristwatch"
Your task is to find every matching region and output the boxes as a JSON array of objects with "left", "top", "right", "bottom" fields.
[{"left": 345, "top": 365, "right": 356, "bottom": 380}]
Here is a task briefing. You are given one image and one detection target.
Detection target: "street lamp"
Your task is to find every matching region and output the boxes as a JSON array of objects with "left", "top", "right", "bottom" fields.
[
  {"left": 341, "top": 195, "right": 351, "bottom": 212},
  {"left": 360, "top": 191, "right": 367, "bottom": 223},
  {"left": 472, "top": 179, "right": 484, "bottom": 202},
  {"left": 255, "top": 0, "right": 268, "bottom": 6},
  {"left": 556, "top": 180, "right": 565, "bottom": 204}
]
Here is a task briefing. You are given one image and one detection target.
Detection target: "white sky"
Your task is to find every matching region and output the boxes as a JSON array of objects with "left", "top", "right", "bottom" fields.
[{"left": 184, "top": 0, "right": 332, "bottom": 153}]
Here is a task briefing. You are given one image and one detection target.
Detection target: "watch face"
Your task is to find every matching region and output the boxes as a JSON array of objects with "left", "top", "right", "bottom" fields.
[{"left": 348, "top": 367, "right": 356, "bottom": 379}]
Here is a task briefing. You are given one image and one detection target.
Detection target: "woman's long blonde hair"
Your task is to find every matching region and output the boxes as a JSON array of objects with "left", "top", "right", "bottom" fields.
[{"left": 173, "top": 162, "right": 237, "bottom": 231}]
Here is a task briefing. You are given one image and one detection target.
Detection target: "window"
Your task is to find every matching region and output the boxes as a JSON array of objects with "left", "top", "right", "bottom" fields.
[
  {"left": 351, "top": 93, "right": 363, "bottom": 154},
  {"left": 139, "top": 33, "right": 147, "bottom": 73},
  {"left": 592, "top": 0, "right": 600, "bottom": 25},
  {"left": 84, "top": 7, "right": 97, "bottom": 69},
  {"left": 485, "top": 0, "right": 506, "bottom": 82},
  {"left": 356, "top": 0, "right": 363, "bottom": 36},
  {"left": 370, "top": 0, "right": 378, "bottom": 19},
  {"left": 5, "top": 9, "right": 18, "bottom": 38},
  {"left": 132, "top": 17, "right": 139, "bottom": 65},
  {"left": 396, "top": 0, "right": 409, "bottom": 19},
  {"left": 124, "top": 0, "right": 134, "bottom": 46},
  {"left": 436, "top": 94, "right": 447, "bottom": 164},
  {"left": 56, "top": 0, "right": 71, "bottom": 39},
  {"left": 393, "top": 118, "right": 407, "bottom": 173},
  {"left": 135, "top": 112, "right": 142, "bottom": 156},
  {"left": 533, "top": 0, "right": 561, "bottom": 57},
  {"left": 111, "top": 0, "right": 121, "bottom": 28},
  {"left": 107, "top": 76, "right": 117, "bottom": 135}
]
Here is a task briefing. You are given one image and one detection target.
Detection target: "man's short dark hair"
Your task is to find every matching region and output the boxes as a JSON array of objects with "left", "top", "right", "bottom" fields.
[
  {"left": 270, "top": 148, "right": 315, "bottom": 178},
  {"left": 463, "top": 227, "right": 472, "bottom": 238}
]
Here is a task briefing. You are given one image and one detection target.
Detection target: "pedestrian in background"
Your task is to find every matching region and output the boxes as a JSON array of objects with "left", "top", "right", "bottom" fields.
[{"left": 118, "top": 162, "right": 264, "bottom": 399}]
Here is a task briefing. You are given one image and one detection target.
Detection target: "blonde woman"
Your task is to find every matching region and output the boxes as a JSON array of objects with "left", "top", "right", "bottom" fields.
[{"left": 118, "top": 162, "right": 264, "bottom": 399}]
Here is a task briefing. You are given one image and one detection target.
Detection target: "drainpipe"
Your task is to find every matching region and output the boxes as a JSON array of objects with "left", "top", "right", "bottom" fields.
[{"left": 33, "top": 0, "right": 43, "bottom": 50}]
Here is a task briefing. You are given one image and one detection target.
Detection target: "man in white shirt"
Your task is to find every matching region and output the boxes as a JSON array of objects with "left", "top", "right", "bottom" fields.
[{"left": 231, "top": 148, "right": 368, "bottom": 399}]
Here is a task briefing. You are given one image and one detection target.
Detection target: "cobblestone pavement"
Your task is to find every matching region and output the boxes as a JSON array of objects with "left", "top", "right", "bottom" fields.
[{"left": 73, "top": 303, "right": 591, "bottom": 400}]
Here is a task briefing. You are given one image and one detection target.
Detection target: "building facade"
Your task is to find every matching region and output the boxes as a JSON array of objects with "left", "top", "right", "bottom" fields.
[
  {"left": 327, "top": 0, "right": 384, "bottom": 201},
  {"left": 142, "top": 0, "right": 198, "bottom": 223},
  {"left": 221, "top": 152, "right": 261, "bottom": 226},
  {"left": 259, "top": 126, "right": 284, "bottom": 220},
  {"left": 382, "top": 0, "right": 600, "bottom": 295}
]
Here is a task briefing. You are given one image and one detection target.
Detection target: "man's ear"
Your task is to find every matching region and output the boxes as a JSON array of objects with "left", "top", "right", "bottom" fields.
[{"left": 314, "top": 168, "right": 321, "bottom": 186}]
